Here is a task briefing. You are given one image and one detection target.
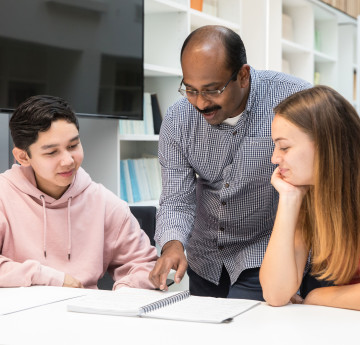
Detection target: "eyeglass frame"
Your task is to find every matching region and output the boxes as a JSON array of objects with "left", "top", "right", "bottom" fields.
[{"left": 178, "top": 69, "right": 240, "bottom": 99}]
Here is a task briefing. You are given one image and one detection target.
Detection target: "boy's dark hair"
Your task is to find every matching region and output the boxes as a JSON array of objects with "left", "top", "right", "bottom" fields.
[{"left": 9, "top": 95, "right": 79, "bottom": 157}]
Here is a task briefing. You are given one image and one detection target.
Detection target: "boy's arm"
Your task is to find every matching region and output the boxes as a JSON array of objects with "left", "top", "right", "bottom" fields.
[
  {"left": 0, "top": 213, "right": 66, "bottom": 287},
  {"left": 109, "top": 208, "right": 158, "bottom": 290},
  {"left": 0, "top": 256, "right": 65, "bottom": 287}
]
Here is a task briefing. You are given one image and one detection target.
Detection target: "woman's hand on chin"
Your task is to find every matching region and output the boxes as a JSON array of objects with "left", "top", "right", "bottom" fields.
[{"left": 271, "top": 167, "right": 309, "bottom": 200}]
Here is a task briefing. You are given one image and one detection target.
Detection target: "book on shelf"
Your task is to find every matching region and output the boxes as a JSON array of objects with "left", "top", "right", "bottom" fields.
[
  {"left": 143, "top": 92, "right": 154, "bottom": 135},
  {"left": 119, "top": 92, "right": 154, "bottom": 135},
  {"left": 120, "top": 160, "right": 128, "bottom": 202},
  {"left": 314, "top": 71, "right": 321, "bottom": 85},
  {"left": 190, "top": 0, "right": 203, "bottom": 12},
  {"left": 202, "top": 0, "right": 217, "bottom": 17},
  {"left": 67, "top": 287, "right": 260, "bottom": 324},
  {"left": 347, "top": 0, "right": 360, "bottom": 18},
  {"left": 120, "top": 157, "right": 162, "bottom": 203},
  {"left": 353, "top": 70, "right": 357, "bottom": 102},
  {"left": 121, "top": 160, "right": 134, "bottom": 203},
  {"left": 144, "top": 157, "right": 162, "bottom": 200},
  {"left": 127, "top": 159, "right": 141, "bottom": 203},
  {"left": 134, "top": 158, "right": 151, "bottom": 201},
  {"left": 282, "top": 13, "right": 293, "bottom": 41},
  {"left": 151, "top": 93, "right": 162, "bottom": 135},
  {"left": 314, "top": 30, "right": 321, "bottom": 51}
]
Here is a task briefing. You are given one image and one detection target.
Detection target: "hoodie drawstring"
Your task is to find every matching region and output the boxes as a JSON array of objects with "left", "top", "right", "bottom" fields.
[
  {"left": 40, "top": 195, "right": 47, "bottom": 258},
  {"left": 67, "top": 197, "right": 72, "bottom": 260},
  {"left": 40, "top": 195, "right": 72, "bottom": 261}
]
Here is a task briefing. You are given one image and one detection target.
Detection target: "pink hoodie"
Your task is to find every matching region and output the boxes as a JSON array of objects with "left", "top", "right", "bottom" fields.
[{"left": 0, "top": 164, "right": 158, "bottom": 289}]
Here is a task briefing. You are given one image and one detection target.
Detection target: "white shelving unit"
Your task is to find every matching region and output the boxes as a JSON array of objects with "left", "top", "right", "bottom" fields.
[
  {"left": 81, "top": 0, "right": 359, "bottom": 206},
  {"left": 241, "top": 0, "right": 358, "bottom": 106}
]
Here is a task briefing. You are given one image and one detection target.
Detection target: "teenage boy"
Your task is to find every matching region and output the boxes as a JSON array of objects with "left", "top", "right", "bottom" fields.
[{"left": 0, "top": 94, "right": 157, "bottom": 289}]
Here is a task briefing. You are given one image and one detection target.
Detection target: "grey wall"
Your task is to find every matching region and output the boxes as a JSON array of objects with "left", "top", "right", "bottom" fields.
[{"left": 0, "top": 113, "right": 11, "bottom": 173}]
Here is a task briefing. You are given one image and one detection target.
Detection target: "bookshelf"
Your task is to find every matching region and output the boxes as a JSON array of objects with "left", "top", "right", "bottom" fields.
[
  {"left": 241, "top": 0, "right": 358, "bottom": 106},
  {"left": 81, "top": 0, "right": 359, "bottom": 207}
]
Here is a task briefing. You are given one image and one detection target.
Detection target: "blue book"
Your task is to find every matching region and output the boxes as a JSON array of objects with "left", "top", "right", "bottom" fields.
[
  {"left": 127, "top": 159, "right": 141, "bottom": 203},
  {"left": 123, "top": 160, "right": 133, "bottom": 203},
  {"left": 120, "top": 160, "right": 128, "bottom": 202}
]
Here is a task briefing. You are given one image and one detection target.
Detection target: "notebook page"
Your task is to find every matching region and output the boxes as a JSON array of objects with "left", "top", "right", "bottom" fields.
[
  {"left": 0, "top": 286, "right": 86, "bottom": 315},
  {"left": 67, "top": 288, "right": 182, "bottom": 317},
  {"left": 145, "top": 295, "right": 260, "bottom": 323}
]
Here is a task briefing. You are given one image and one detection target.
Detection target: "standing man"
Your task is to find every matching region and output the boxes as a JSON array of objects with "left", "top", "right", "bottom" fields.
[{"left": 149, "top": 25, "right": 311, "bottom": 300}]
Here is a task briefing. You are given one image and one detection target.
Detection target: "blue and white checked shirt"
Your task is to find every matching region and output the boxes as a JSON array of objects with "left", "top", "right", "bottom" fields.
[{"left": 155, "top": 67, "right": 311, "bottom": 285}]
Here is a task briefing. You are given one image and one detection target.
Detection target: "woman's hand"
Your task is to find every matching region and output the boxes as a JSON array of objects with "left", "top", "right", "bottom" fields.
[{"left": 271, "top": 167, "right": 309, "bottom": 200}]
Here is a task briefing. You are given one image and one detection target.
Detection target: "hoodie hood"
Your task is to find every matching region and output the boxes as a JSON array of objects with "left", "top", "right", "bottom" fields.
[
  {"left": 2, "top": 164, "right": 92, "bottom": 206},
  {"left": 2, "top": 164, "right": 92, "bottom": 259}
]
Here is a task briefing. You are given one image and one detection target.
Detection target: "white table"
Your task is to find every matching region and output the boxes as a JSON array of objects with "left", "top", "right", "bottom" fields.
[{"left": 0, "top": 286, "right": 359, "bottom": 345}]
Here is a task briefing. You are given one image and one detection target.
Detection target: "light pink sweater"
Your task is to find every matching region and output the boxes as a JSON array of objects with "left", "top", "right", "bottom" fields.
[{"left": 0, "top": 165, "right": 158, "bottom": 289}]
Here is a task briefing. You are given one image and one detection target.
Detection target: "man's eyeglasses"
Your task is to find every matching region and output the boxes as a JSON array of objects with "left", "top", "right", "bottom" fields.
[{"left": 178, "top": 69, "right": 239, "bottom": 100}]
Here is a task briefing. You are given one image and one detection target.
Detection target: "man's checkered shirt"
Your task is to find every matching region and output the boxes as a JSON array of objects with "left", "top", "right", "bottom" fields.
[{"left": 155, "top": 67, "right": 311, "bottom": 285}]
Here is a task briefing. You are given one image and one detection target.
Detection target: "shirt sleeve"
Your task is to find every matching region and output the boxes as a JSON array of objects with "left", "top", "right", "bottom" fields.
[
  {"left": 106, "top": 205, "right": 158, "bottom": 290},
  {"left": 154, "top": 103, "right": 197, "bottom": 249}
]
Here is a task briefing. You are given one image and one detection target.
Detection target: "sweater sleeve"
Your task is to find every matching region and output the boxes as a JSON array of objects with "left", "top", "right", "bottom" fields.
[
  {"left": 0, "top": 256, "right": 65, "bottom": 287},
  {"left": 0, "top": 212, "right": 65, "bottom": 287},
  {"left": 106, "top": 204, "right": 158, "bottom": 290}
]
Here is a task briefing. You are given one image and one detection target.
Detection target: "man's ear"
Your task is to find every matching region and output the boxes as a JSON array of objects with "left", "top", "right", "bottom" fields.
[
  {"left": 12, "top": 147, "right": 31, "bottom": 166},
  {"left": 238, "top": 64, "right": 250, "bottom": 88}
]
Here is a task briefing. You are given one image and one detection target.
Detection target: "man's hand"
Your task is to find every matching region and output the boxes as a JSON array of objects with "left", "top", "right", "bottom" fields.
[
  {"left": 149, "top": 240, "right": 188, "bottom": 291},
  {"left": 63, "top": 273, "right": 84, "bottom": 288}
]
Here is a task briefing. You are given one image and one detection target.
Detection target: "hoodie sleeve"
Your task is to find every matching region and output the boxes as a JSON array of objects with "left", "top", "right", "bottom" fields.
[
  {"left": 0, "top": 213, "right": 65, "bottom": 288},
  {"left": 0, "top": 256, "right": 65, "bottom": 287},
  {"left": 105, "top": 203, "right": 158, "bottom": 290}
]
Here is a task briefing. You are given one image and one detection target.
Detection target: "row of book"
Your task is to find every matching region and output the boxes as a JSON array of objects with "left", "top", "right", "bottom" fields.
[
  {"left": 321, "top": 0, "right": 360, "bottom": 18},
  {"left": 119, "top": 93, "right": 162, "bottom": 135},
  {"left": 120, "top": 157, "right": 162, "bottom": 203}
]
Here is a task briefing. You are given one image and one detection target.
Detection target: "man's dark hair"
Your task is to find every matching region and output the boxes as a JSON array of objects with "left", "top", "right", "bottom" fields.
[
  {"left": 9, "top": 95, "right": 79, "bottom": 156},
  {"left": 180, "top": 25, "right": 247, "bottom": 72}
]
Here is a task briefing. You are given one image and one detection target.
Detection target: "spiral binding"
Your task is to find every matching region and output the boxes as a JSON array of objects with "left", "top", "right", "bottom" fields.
[{"left": 140, "top": 290, "right": 191, "bottom": 314}]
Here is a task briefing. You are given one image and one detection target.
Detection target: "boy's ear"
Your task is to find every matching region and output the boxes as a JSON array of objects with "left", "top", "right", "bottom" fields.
[{"left": 12, "top": 147, "right": 31, "bottom": 166}]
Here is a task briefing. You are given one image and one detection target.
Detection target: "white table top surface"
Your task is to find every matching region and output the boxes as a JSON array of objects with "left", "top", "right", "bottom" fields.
[{"left": 0, "top": 286, "right": 359, "bottom": 345}]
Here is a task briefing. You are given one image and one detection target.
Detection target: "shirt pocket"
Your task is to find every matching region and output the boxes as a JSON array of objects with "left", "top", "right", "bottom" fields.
[{"left": 238, "top": 136, "right": 275, "bottom": 180}]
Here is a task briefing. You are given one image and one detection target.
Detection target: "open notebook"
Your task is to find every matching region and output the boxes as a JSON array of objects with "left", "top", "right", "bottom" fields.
[{"left": 67, "top": 287, "right": 260, "bottom": 324}]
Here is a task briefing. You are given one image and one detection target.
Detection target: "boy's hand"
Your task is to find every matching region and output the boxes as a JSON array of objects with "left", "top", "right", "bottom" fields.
[{"left": 63, "top": 273, "right": 84, "bottom": 288}]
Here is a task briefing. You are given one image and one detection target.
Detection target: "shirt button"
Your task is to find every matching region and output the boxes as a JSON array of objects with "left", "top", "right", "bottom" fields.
[
  {"left": 218, "top": 245, "right": 224, "bottom": 250},
  {"left": 221, "top": 201, "right": 226, "bottom": 206},
  {"left": 224, "top": 183, "right": 230, "bottom": 188},
  {"left": 232, "top": 131, "right": 237, "bottom": 135},
  {"left": 219, "top": 227, "right": 224, "bottom": 232}
]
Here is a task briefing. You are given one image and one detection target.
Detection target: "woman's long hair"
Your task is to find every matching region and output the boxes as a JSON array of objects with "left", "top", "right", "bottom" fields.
[{"left": 274, "top": 85, "right": 360, "bottom": 284}]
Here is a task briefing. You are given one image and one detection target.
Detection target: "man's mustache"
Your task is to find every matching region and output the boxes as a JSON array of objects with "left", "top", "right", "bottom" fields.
[{"left": 196, "top": 105, "right": 221, "bottom": 114}]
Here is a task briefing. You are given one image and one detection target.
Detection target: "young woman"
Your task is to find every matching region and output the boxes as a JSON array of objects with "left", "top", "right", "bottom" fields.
[
  {"left": 0, "top": 95, "right": 158, "bottom": 289},
  {"left": 260, "top": 85, "right": 360, "bottom": 310}
]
